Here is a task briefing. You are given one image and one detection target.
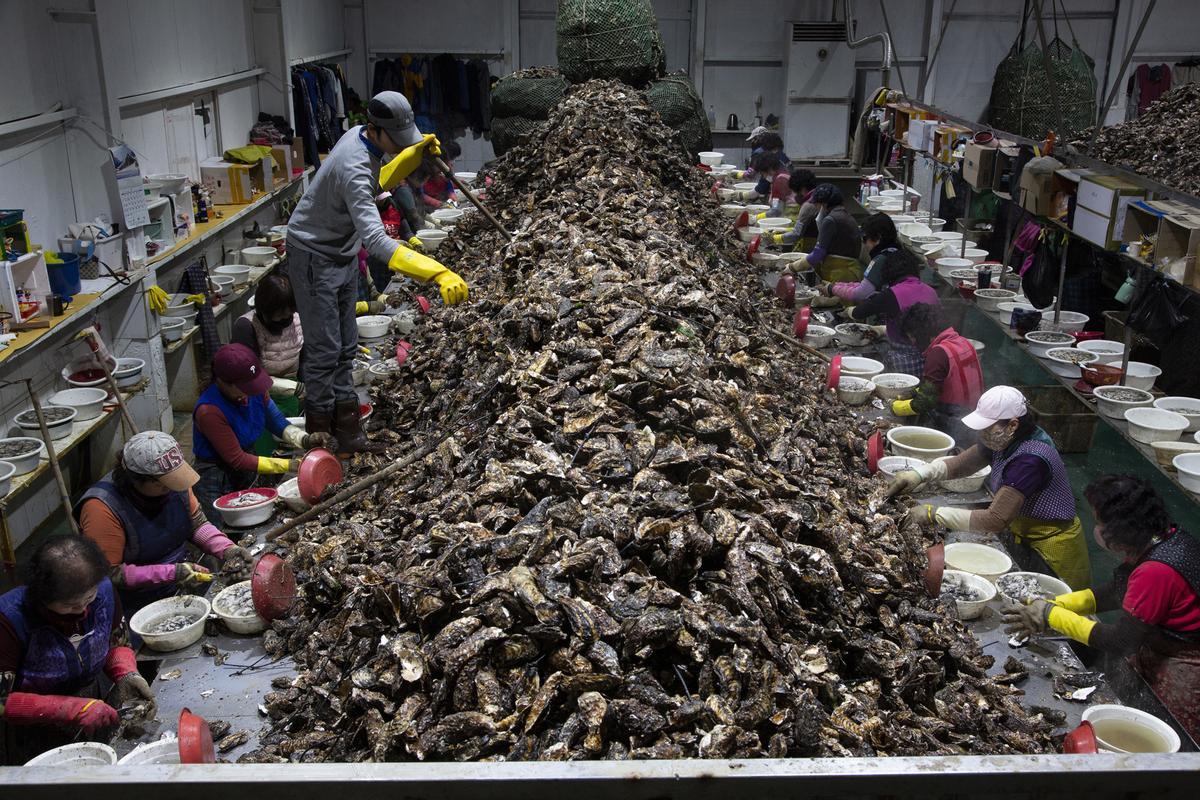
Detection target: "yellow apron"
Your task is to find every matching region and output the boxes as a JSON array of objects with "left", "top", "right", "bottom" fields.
[
  {"left": 815, "top": 254, "right": 864, "bottom": 284},
  {"left": 1009, "top": 515, "right": 1093, "bottom": 590}
]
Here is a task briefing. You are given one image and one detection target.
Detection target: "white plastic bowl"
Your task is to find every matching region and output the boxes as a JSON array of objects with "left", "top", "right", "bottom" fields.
[
  {"left": 698, "top": 151, "right": 725, "bottom": 166},
  {"left": 751, "top": 252, "right": 780, "bottom": 267},
  {"left": 940, "top": 241, "right": 978, "bottom": 258},
  {"left": 215, "top": 488, "right": 277, "bottom": 528},
  {"left": 160, "top": 316, "right": 186, "bottom": 342},
  {"left": 415, "top": 228, "right": 449, "bottom": 252},
  {"left": 25, "top": 741, "right": 117, "bottom": 767},
  {"left": 834, "top": 325, "right": 878, "bottom": 348},
  {"left": 933, "top": 231, "right": 963, "bottom": 242},
  {"left": 240, "top": 246, "right": 276, "bottom": 266},
  {"left": 934, "top": 257, "right": 973, "bottom": 277},
  {"left": 117, "top": 739, "right": 180, "bottom": 765},
  {"left": 876, "top": 455, "right": 924, "bottom": 476},
  {"left": 214, "top": 264, "right": 252, "bottom": 287},
  {"left": 277, "top": 476, "right": 311, "bottom": 513},
  {"left": 839, "top": 355, "right": 884, "bottom": 379},
  {"left": 1082, "top": 704, "right": 1181, "bottom": 753},
  {"left": 1023, "top": 330, "right": 1075, "bottom": 358},
  {"left": 1122, "top": 361, "right": 1162, "bottom": 391},
  {"left": 1038, "top": 310, "right": 1089, "bottom": 333},
  {"left": 453, "top": 171, "right": 478, "bottom": 186},
  {"left": 887, "top": 425, "right": 955, "bottom": 461},
  {"left": 961, "top": 248, "right": 989, "bottom": 264},
  {"left": 163, "top": 294, "right": 197, "bottom": 329},
  {"left": 996, "top": 301, "right": 1037, "bottom": 325},
  {"left": 837, "top": 376, "right": 875, "bottom": 405},
  {"left": 737, "top": 225, "right": 762, "bottom": 243},
  {"left": 733, "top": 182, "right": 758, "bottom": 199},
  {"left": 941, "top": 569, "right": 997, "bottom": 620},
  {"left": 1093, "top": 384, "right": 1154, "bottom": 419},
  {"left": 803, "top": 325, "right": 835, "bottom": 349},
  {"left": 212, "top": 580, "right": 266, "bottom": 634},
  {"left": 757, "top": 217, "right": 792, "bottom": 231},
  {"left": 0, "top": 437, "right": 45, "bottom": 475},
  {"left": 719, "top": 203, "right": 745, "bottom": 218},
  {"left": 431, "top": 208, "right": 465, "bottom": 227},
  {"left": 933, "top": 456, "right": 992, "bottom": 493},
  {"left": 944, "top": 542, "right": 1012, "bottom": 582},
  {"left": 996, "top": 571, "right": 1070, "bottom": 606},
  {"left": 1077, "top": 339, "right": 1126, "bottom": 364},
  {"left": 368, "top": 359, "right": 401, "bottom": 382},
  {"left": 113, "top": 357, "right": 145, "bottom": 389},
  {"left": 0, "top": 460, "right": 15, "bottom": 499},
  {"left": 972, "top": 287, "right": 1015, "bottom": 313},
  {"left": 61, "top": 362, "right": 108, "bottom": 388},
  {"left": 1124, "top": 407, "right": 1189, "bottom": 444},
  {"left": 1045, "top": 347, "right": 1098, "bottom": 379},
  {"left": 744, "top": 203, "right": 770, "bottom": 216},
  {"left": 211, "top": 275, "right": 236, "bottom": 298},
  {"left": 14, "top": 405, "right": 77, "bottom": 441},
  {"left": 1153, "top": 397, "right": 1200, "bottom": 432},
  {"left": 1175, "top": 452, "right": 1200, "bottom": 497},
  {"left": 1150, "top": 439, "right": 1200, "bottom": 470},
  {"left": 357, "top": 315, "right": 391, "bottom": 339},
  {"left": 48, "top": 389, "right": 107, "bottom": 422},
  {"left": 129, "top": 595, "right": 210, "bottom": 652},
  {"left": 967, "top": 338, "right": 985, "bottom": 353},
  {"left": 872, "top": 373, "right": 920, "bottom": 401}
]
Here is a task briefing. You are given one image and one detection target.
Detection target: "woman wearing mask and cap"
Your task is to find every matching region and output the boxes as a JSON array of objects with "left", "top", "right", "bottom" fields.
[
  {"left": 1002, "top": 475, "right": 1200, "bottom": 742},
  {"left": 889, "top": 385, "right": 1092, "bottom": 590},
  {"left": 0, "top": 537, "right": 154, "bottom": 764},
  {"left": 77, "top": 431, "right": 251, "bottom": 620},
  {"left": 787, "top": 184, "right": 862, "bottom": 283},
  {"left": 231, "top": 273, "right": 305, "bottom": 418},
  {"left": 191, "top": 344, "right": 336, "bottom": 522}
]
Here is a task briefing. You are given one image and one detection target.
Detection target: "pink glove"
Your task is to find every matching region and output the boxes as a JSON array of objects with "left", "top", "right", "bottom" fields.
[
  {"left": 191, "top": 522, "right": 235, "bottom": 558},
  {"left": 3, "top": 692, "right": 119, "bottom": 734},
  {"left": 103, "top": 646, "right": 138, "bottom": 683},
  {"left": 120, "top": 562, "right": 177, "bottom": 589}
]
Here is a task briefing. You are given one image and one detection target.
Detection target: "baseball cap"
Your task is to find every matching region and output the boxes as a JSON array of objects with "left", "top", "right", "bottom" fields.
[
  {"left": 367, "top": 91, "right": 424, "bottom": 148},
  {"left": 212, "top": 343, "right": 272, "bottom": 396},
  {"left": 745, "top": 125, "right": 769, "bottom": 143},
  {"left": 123, "top": 431, "right": 199, "bottom": 491},
  {"left": 962, "top": 386, "right": 1029, "bottom": 430}
]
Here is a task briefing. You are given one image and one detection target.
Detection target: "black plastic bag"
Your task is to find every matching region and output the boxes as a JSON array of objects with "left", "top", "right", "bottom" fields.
[
  {"left": 1021, "top": 233, "right": 1061, "bottom": 310},
  {"left": 1128, "top": 276, "right": 1189, "bottom": 347}
]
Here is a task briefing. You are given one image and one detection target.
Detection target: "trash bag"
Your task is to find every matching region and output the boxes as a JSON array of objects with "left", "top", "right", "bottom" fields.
[
  {"left": 645, "top": 72, "right": 712, "bottom": 158},
  {"left": 490, "top": 68, "right": 568, "bottom": 120},
  {"left": 1020, "top": 231, "right": 1062, "bottom": 311},
  {"left": 557, "top": 0, "right": 666, "bottom": 87},
  {"left": 1128, "top": 275, "right": 1189, "bottom": 348}
]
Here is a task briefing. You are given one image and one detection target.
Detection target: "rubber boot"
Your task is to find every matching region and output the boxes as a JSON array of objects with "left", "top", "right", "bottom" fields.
[
  {"left": 334, "top": 398, "right": 385, "bottom": 456},
  {"left": 305, "top": 408, "right": 335, "bottom": 439}
]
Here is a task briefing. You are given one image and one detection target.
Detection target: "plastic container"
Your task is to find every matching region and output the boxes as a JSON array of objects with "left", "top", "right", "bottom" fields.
[
  {"left": 719, "top": 203, "right": 745, "bottom": 218},
  {"left": 1153, "top": 397, "right": 1200, "bottom": 432},
  {"left": 49, "top": 252, "right": 82, "bottom": 296},
  {"left": 1081, "top": 704, "right": 1181, "bottom": 753},
  {"left": 25, "top": 741, "right": 117, "bottom": 767},
  {"left": 0, "top": 459, "right": 15, "bottom": 499},
  {"left": 1124, "top": 407, "right": 1189, "bottom": 444},
  {"left": 118, "top": 738, "right": 181, "bottom": 765},
  {"left": 453, "top": 171, "right": 478, "bottom": 185},
  {"left": 1045, "top": 347, "right": 1098, "bottom": 379},
  {"left": 1093, "top": 385, "right": 1154, "bottom": 419},
  {"left": 1019, "top": 385, "right": 1097, "bottom": 453},
  {"left": 1024, "top": 331, "right": 1076, "bottom": 359},
  {"left": 213, "top": 580, "right": 267, "bottom": 634},
  {"left": 0, "top": 437, "right": 45, "bottom": 475},
  {"left": 972, "top": 287, "right": 1015, "bottom": 313},
  {"left": 15, "top": 405, "right": 77, "bottom": 441},
  {"left": 960, "top": 248, "right": 989, "bottom": 264},
  {"left": 698, "top": 151, "right": 724, "bottom": 166},
  {"left": 887, "top": 426, "right": 955, "bottom": 461},
  {"left": 277, "top": 476, "right": 311, "bottom": 513},
  {"left": 213, "top": 265, "right": 251, "bottom": 288},
  {"left": 164, "top": 294, "right": 197, "bottom": 330},
  {"left": 113, "top": 357, "right": 145, "bottom": 389},
  {"left": 357, "top": 315, "right": 391, "bottom": 339},
  {"left": 737, "top": 225, "right": 762, "bottom": 243},
  {"left": 996, "top": 571, "right": 1070, "bottom": 606},
  {"left": 1172, "top": 452, "right": 1200, "bottom": 496},
  {"left": 834, "top": 324, "right": 878, "bottom": 348},
  {"left": 941, "top": 569, "right": 996, "bottom": 620},
  {"left": 871, "top": 373, "right": 919, "bottom": 401},
  {"left": 944, "top": 542, "right": 1012, "bottom": 583},
  {"left": 1077, "top": 339, "right": 1126, "bottom": 364},
  {"left": 240, "top": 246, "right": 276, "bottom": 266},
  {"left": 211, "top": 275, "right": 235, "bottom": 298},
  {"left": 802, "top": 325, "right": 835, "bottom": 348},
  {"left": 933, "top": 456, "right": 992, "bottom": 493},
  {"left": 751, "top": 252, "right": 780, "bottom": 268},
  {"left": 757, "top": 217, "right": 791, "bottom": 231},
  {"left": 1038, "top": 310, "right": 1089, "bottom": 333},
  {"left": 160, "top": 316, "right": 186, "bottom": 342},
  {"left": 836, "top": 376, "right": 875, "bottom": 405},
  {"left": 1122, "top": 361, "right": 1162, "bottom": 391},
  {"left": 934, "top": 257, "right": 973, "bottom": 277},
  {"left": 1150, "top": 440, "right": 1200, "bottom": 469},
  {"left": 876, "top": 455, "right": 923, "bottom": 476},
  {"left": 129, "top": 595, "right": 210, "bottom": 652},
  {"left": 839, "top": 355, "right": 884, "bottom": 379},
  {"left": 214, "top": 488, "right": 277, "bottom": 527},
  {"left": 430, "top": 208, "right": 465, "bottom": 228}
]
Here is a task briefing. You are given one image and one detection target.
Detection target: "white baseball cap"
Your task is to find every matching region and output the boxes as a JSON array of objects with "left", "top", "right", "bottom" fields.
[{"left": 961, "top": 386, "right": 1029, "bottom": 431}]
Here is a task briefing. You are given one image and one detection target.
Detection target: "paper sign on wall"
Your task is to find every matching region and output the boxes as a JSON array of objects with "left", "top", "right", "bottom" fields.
[{"left": 107, "top": 144, "right": 150, "bottom": 228}]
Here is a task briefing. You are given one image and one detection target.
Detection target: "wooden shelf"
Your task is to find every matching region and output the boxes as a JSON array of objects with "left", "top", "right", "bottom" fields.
[{"left": 161, "top": 259, "right": 280, "bottom": 356}]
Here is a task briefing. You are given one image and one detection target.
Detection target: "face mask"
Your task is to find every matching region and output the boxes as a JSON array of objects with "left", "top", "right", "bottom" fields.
[
  {"left": 980, "top": 422, "right": 1014, "bottom": 452},
  {"left": 258, "top": 311, "right": 291, "bottom": 336}
]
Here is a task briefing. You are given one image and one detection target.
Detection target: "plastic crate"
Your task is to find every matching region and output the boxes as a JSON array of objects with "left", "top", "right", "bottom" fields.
[{"left": 1018, "top": 384, "right": 1098, "bottom": 453}]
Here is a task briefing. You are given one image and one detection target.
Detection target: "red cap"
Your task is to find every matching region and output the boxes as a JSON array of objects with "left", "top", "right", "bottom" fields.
[{"left": 213, "top": 343, "right": 272, "bottom": 396}]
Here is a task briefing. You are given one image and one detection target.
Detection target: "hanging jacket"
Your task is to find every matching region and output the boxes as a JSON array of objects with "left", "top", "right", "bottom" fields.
[
  {"left": 987, "top": 435, "right": 1076, "bottom": 522},
  {"left": 0, "top": 580, "right": 116, "bottom": 694},
  {"left": 239, "top": 311, "right": 302, "bottom": 378}
]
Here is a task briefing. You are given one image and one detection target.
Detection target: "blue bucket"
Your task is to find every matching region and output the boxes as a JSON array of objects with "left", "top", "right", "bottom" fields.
[{"left": 49, "top": 252, "right": 82, "bottom": 298}]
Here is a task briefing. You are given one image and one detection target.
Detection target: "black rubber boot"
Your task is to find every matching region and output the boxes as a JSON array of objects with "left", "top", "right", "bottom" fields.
[{"left": 333, "top": 399, "right": 385, "bottom": 456}]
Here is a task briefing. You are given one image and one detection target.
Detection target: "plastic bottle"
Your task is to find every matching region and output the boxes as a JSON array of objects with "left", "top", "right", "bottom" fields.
[{"left": 706, "top": 105, "right": 716, "bottom": 128}]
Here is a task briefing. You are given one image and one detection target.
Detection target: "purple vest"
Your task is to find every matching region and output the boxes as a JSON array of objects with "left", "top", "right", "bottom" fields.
[
  {"left": 0, "top": 579, "right": 115, "bottom": 693},
  {"left": 886, "top": 276, "right": 939, "bottom": 341},
  {"left": 987, "top": 436, "right": 1077, "bottom": 521}
]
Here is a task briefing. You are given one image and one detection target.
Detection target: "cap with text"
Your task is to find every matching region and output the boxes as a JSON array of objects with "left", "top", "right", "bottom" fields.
[
  {"left": 213, "top": 343, "right": 272, "bottom": 396},
  {"left": 122, "top": 431, "right": 199, "bottom": 491}
]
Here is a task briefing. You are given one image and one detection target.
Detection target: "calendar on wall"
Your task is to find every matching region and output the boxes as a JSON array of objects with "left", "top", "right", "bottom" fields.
[{"left": 106, "top": 144, "right": 150, "bottom": 229}]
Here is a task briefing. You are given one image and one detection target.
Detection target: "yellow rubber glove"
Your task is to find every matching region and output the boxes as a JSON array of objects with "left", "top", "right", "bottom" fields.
[
  {"left": 1047, "top": 605, "right": 1098, "bottom": 645},
  {"left": 891, "top": 398, "right": 917, "bottom": 416},
  {"left": 379, "top": 134, "right": 442, "bottom": 191},
  {"left": 755, "top": 211, "right": 768, "bottom": 221},
  {"left": 257, "top": 456, "right": 296, "bottom": 475},
  {"left": 387, "top": 246, "right": 468, "bottom": 305},
  {"left": 407, "top": 236, "right": 425, "bottom": 253},
  {"left": 185, "top": 293, "right": 207, "bottom": 306},
  {"left": 771, "top": 232, "right": 787, "bottom": 245},
  {"left": 147, "top": 285, "right": 169, "bottom": 314},
  {"left": 1052, "top": 588, "right": 1097, "bottom": 615}
]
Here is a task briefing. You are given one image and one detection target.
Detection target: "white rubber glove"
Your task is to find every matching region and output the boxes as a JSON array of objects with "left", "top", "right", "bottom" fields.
[
  {"left": 932, "top": 506, "right": 973, "bottom": 531},
  {"left": 280, "top": 424, "right": 307, "bottom": 450},
  {"left": 270, "top": 377, "right": 299, "bottom": 398}
]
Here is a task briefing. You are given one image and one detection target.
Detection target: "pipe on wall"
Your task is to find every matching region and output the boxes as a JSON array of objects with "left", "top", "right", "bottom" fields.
[{"left": 841, "top": 0, "right": 894, "bottom": 87}]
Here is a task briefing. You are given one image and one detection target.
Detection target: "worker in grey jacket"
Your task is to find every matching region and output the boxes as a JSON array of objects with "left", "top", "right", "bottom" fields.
[{"left": 286, "top": 91, "right": 468, "bottom": 455}]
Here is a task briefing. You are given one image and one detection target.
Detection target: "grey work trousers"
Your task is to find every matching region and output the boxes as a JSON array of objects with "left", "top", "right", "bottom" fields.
[{"left": 286, "top": 246, "right": 358, "bottom": 414}]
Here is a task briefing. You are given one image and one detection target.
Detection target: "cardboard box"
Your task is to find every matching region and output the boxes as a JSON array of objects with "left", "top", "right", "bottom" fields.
[
  {"left": 1159, "top": 212, "right": 1200, "bottom": 264},
  {"left": 908, "top": 119, "right": 938, "bottom": 152},
  {"left": 1072, "top": 205, "right": 1123, "bottom": 250},
  {"left": 290, "top": 136, "right": 305, "bottom": 169},
  {"left": 991, "top": 146, "right": 1019, "bottom": 195},
  {"left": 200, "top": 158, "right": 254, "bottom": 205},
  {"left": 1077, "top": 174, "right": 1145, "bottom": 220},
  {"left": 249, "top": 156, "right": 274, "bottom": 194},
  {"left": 1019, "top": 167, "right": 1057, "bottom": 216},
  {"left": 1121, "top": 199, "right": 1173, "bottom": 247},
  {"left": 962, "top": 143, "right": 997, "bottom": 189},
  {"left": 933, "top": 124, "right": 971, "bottom": 163},
  {"left": 270, "top": 145, "right": 293, "bottom": 183}
]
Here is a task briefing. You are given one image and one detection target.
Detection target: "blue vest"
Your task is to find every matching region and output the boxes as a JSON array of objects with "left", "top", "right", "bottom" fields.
[
  {"left": 0, "top": 579, "right": 115, "bottom": 693},
  {"left": 192, "top": 383, "right": 266, "bottom": 463}
]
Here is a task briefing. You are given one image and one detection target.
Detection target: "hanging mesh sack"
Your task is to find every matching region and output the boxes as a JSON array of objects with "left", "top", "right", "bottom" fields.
[
  {"left": 490, "top": 68, "right": 569, "bottom": 120},
  {"left": 645, "top": 72, "right": 712, "bottom": 158},
  {"left": 557, "top": 0, "right": 667, "bottom": 87},
  {"left": 490, "top": 115, "right": 546, "bottom": 157}
]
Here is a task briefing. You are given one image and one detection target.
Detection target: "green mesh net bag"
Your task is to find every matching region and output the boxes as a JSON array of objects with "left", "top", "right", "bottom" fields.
[
  {"left": 646, "top": 72, "right": 712, "bottom": 158},
  {"left": 988, "top": 36, "right": 1097, "bottom": 140},
  {"left": 490, "top": 68, "right": 569, "bottom": 120},
  {"left": 557, "top": 0, "right": 667, "bottom": 87}
]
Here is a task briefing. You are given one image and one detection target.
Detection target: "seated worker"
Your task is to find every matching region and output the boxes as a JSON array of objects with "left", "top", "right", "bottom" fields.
[
  {"left": 819, "top": 212, "right": 901, "bottom": 303},
  {"left": 192, "top": 344, "right": 335, "bottom": 520},
  {"left": 889, "top": 303, "right": 984, "bottom": 442},
  {"left": 769, "top": 169, "right": 818, "bottom": 251},
  {"left": 844, "top": 250, "right": 940, "bottom": 376},
  {"left": 421, "top": 140, "right": 462, "bottom": 207},
  {"left": 76, "top": 431, "right": 249, "bottom": 619},
  {"left": 743, "top": 130, "right": 790, "bottom": 173},
  {"left": 744, "top": 151, "right": 792, "bottom": 214},
  {"left": 0, "top": 537, "right": 155, "bottom": 765},
  {"left": 891, "top": 386, "right": 1092, "bottom": 590},
  {"left": 232, "top": 273, "right": 304, "bottom": 417},
  {"left": 789, "top": 184, "right": 862, "bottom": 282},
  {"left": 1003, "top": 474, "right": 1200, "bottom": 742}
]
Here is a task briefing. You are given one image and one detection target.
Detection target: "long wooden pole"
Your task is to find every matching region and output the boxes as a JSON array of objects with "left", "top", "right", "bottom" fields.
[
  {"left": 84, "top": 333, "right": 138, "bottom": 433},
  {"left": 24, "top": 382, "right": 80, "bottom": 536},
  {"left": 434, "top": 156, "right": 513, "bottom": 241}
]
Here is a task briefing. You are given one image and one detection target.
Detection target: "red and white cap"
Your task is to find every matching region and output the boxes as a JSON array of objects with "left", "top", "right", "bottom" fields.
[
  {"left": 961, "top": 386, "right": 1029, "bottom": 431},
  {"left": 123, "top": 431, "right": 199, "bottom": 491}
]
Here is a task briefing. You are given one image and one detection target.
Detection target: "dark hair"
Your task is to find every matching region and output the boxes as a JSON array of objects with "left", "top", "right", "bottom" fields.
[
  {"left": 441, "top": 140, "right": 462, "bottom": 161},
  {"left": 756, "top": 132, "right": 783, "bottom": 152},
  {"left": 810, "top": 183, "right": 843, "bottom": 207},
  {"left": 788, "top": 168, "right": 817, "bottom": 194},
  {"left": 750, "top": 150, "right": 780, "bottom": 175},
  {"left": 24, "top": 536, "right": 110, "bottom": 606},
  {"left": 1084, "top": 474, "right": 1172, "bottom": 553},
  {"left": 860, "top": 212, "right": 898, "bottom": 247},
  {"left": 1010, "top": 402, "right": 1039, "bottom": 442},
  {"left": 880, "top": 249, "right": 921, "bottom": 285},
  {"left": 898, "top": 302, "right": 947, "bottom": 349},
  {"left": 254, "top": 273, "right": 296, "bottom": 318}
]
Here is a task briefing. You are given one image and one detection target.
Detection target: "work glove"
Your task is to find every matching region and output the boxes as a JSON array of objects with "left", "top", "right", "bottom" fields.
[
  {"left": 106, "top": 673, "right": 156, "bottom": 719},
  {"left": 147, "top": 285, "right": 169, "bottom": 314},
  {"left": 303, "top": 432, "right": 337, "bottom": 451},
  {"left": 387, "top": 246, "right": 468, "bottom": 305},
  {"left": 279, "top": 424, "right": 308, "bottom": 451},
  {"left": 868, "top": 325, "right": 888, "bottom": 339},
  {"left": 364, "top": 300, "right": 386, "bottom": 314},
  {"left": 886, "top": 460, "right": 948, "bottom": 498},
  {"left": 219, "top": 545, "right": 253, "bottom": 564},
  {"left": 185, "top": 293, "right": 207, "bottom": 306},
  {"left": 270, "top": 377, "right": 300, "bottom": 398},
  {"left": 1, "top": 693, "right": 119, "bottom": 734},
  {"left": 905, "top": 504, "right": 934, "bottom": 528},
  {"left": 755, "top": 211, "right": 768, "bottom": 221},
  {"left": 770, "top": 232, "right": 787, "bottom": 246},
  {"left": 174, "top": 562, "right": 212, "bottom": 589},
  {"left": 77, "top": 326, "right": 118, "bottom": 372},
  {"left": 891, "top": 398, "right": 918, "bottom": 417},
  {"left": 809, "top": 295, "right": 842, "bottom": 309},
  {"left": 1001, "top": 598, "right": 1051, "bottom": 638},
  {"left": 406, "top": 236, "right": 425, "bottom": 253},
  {"left": 379, "top": 134, "right": 442, "bottom": 191}
]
